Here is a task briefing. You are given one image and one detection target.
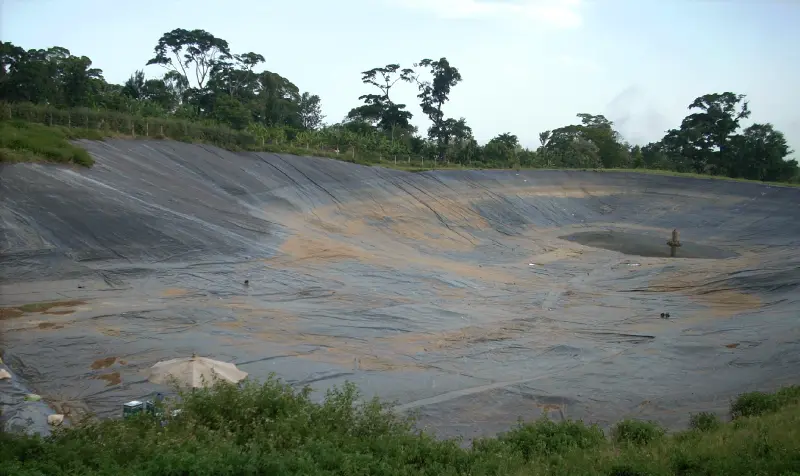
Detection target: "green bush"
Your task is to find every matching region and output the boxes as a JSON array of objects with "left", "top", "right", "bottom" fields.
[
  {"left": 605, "top": 464, "right": 650, "bottom": 476},
  {"left": 610, "top": 419, "right": 666, "bottom": 446},
  {"left": 688, "top": 412, "right": 722, "bottom": 432},
  {"left": 474, "top": 417, "right": 605, "bottom": 462},
  {"left": 2, "top": 378, "right": 800, "bottom": 475},
  {"left": 731, "top": 391, "right": 781, "bottom": 419},
  {"left": 731, "top": 386, "right": 800, "bottom": 419}
]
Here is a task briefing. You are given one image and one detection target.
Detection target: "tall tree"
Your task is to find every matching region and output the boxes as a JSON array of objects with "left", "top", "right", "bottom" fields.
[
  {"left": 484, "top": 132, "right": 520, "bottom": 165},
  {"left": 538, "top": 131, "right": 552, "bottom": 148},
  {"left": 0, "top": 42, "right": 28, "bottom": 99},
  {"left": 257, "top": 71, "right": 302, "bottom": 127},
  {"left": 57, "top": 54, "right": 104, "bottom": 107},
  {"left": 209, "top": 51, "right": 265, "bottom": 99},
  {"left": 361, "top": 64, "right": 415, "bottom": 102},
  {"left": 574, "top": 113, "right": 629, "bottom": 168},
  {"left": 670, "top": 92, "right": 751, "bottom": 174},
  {"left": 298, "top": 92, "right": 325, "bottom": 130},
  {"left": 349, "top": 64, "right": 415, "bottom": 134},
  {"left": 729, "top": 123, "right": 796, "bottom": 181},
  {"left": 146, "top": 29, "right": 232, "bottom": 91},
  {"left": 414, "top": 57, "right": 462, "bottom": 162},
  {"left": 541, "top": 114, "right": 628, "bottom": 169},
  {"left": 0, "top": 45, "right": 97, "bottom": 106},
  {"left": 646, "top": 91, "right": 799, "bottom": 181},
  {"left": 122, "top": 70, "right": 178, "bottom": 113}
]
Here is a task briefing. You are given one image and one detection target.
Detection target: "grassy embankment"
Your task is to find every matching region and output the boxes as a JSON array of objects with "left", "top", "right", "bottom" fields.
[
  {"left": 1, "top": 102, "right": 799, "bottom": 187},
  {"left": 0, "top": 101, "right": 405, "bottom": 169},
  {"left": 1, "top": 379, "right": 799, "bottom": 475},
  {"left": 0, "top": 120, "right": 100, "bottom": 167}
]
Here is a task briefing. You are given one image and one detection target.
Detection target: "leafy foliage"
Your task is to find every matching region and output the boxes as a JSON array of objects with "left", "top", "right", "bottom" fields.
[
  {"left": 0, "top": 32, "right": 797, "bottom": 182},
  {"left": 688, "top": 412, "right": 722, "bottom": 432},
  {"left": 473, "top": 417, "right": 606, "bottom": 462},
  {"left": 610, "top": 419, "right": 666, "bottom": 446},
  {"left": 730, "top": 386, "right": 800, "bottom": 419},
  {"left": 647, "top": 93, "right": 797, "bottom": 181},
  {"left": 2, "top": 380, "right": 800, "bottom": 475}
]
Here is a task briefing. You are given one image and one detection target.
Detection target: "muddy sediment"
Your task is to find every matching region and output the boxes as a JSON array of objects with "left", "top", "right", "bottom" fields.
[{"left": 1, "top": 140, "right": 799, "bottom": 439}]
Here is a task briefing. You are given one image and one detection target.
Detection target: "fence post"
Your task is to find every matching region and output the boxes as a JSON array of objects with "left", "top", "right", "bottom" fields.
[
  {"left": 146, "top": 121, "right": 149, "bottom": 137},
  {"left": 160, "top": 124, "right": 164, "bottom": 136},
  {"left": 67, "top": 113, "right": 71, "bottom": 129}
]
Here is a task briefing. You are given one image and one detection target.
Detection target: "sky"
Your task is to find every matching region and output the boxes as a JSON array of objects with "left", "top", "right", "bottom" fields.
[{"left": 3, "top": 0, "right": 799, "bottom": 154}]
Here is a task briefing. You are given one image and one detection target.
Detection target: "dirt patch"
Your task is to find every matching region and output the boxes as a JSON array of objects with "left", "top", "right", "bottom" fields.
[
  {"left": 94, "top": 372, "right": 121, "bottom": 386},
  {"left": 37, "top": 322, "right": 64, "bottom": 330},
  {"left": 6, "top": 300, "right": 87, "bottom": 316},
  {"left": 91, "top": 357, "right": 118, "bottom": 370},
  {"left": 701, "top": 290, "right": 762, "bottom": 318},
  {"left": 1, "top": 300, "right": 85, "bottom": 320},
  {"left": 726, "top": 343, "right": 740, "bottom": 349},
  {"left": 162, "top": 288, "right": 189, "bottom": 297},
  {"left": 270, "top": 204, "right": 534, "bottom": 290},
  {"left": 635, "top": 252, "right": 764, "bottom": 318},
  {"left": 211, "top": 320, "right": 426, "bottom": 372},
  {"left": 0, "top": 308, "right": 25, "bottom": 319},
  {"left": 379, "top": 319, "right": 568, "bottom": 356},
  {"left": 210, "top": 302, "right": 301, "bottom": 327},
  {"left": 533, "top": 401, "right": 568, "bottom": 420},
  {"left": 275, "top": 236, "right": 371, "bottom": 265},
  {"left": 98, "top": 327, "right": 121, "bottom": 337},
  {"left": 19, "top": 300, "right": 86, "bottom": 313},
  {"left": 295, "top": 350, "right": 422, "bottom": 372},
  {"left": 47, "top": 398, "right": 92, "bottom": 420},
  {"left": 44, "top": 309, "right": 76, "bottom": 316},
  {"left": 527, "top": 248, "right": 585, "bottom": 265}
]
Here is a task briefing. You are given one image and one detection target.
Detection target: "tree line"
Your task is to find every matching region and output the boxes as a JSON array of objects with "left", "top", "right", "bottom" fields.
[{"left": 1, "top": 28, "right": 797, "bottom": 181}]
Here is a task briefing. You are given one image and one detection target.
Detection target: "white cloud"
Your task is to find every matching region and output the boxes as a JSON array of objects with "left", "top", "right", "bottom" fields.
[{"left": 389, "top": 0, "right": 583, "bottom": 28}]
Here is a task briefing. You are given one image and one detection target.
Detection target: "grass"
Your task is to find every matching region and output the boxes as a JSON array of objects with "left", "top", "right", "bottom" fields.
[
  {"left": 590, "top": 167, "right": 800, "bottom": 188},
  {"left": 2, "top": 110, "right": 798, "bottom": 189},
  {"left": 1, "top": 379, "right": 799, "bottom": 475},
  {"left": 0, "top": 120, "right": 104, "bottom": 167}
]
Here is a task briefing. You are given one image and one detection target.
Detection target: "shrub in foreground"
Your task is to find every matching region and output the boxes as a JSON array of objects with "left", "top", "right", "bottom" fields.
[
  {"left": 688, "top": 412, "right": 721, "bottom": 432},
  {"left": 474, "top": 417, "right": 605, "bottom": 463},
  {"left": 610, "top": 419, "right": 665, "bottom": 446},
  {"left": 1, "top": 379, "right": 800, "bottom": 475},
  {"left": 730, "top": 385, "right": 800, "bottom": 419}
]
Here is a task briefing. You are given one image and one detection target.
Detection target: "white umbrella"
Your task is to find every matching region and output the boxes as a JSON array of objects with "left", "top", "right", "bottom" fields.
[{"left": 147, "top": 354, "right": 248, "bottom": 388}]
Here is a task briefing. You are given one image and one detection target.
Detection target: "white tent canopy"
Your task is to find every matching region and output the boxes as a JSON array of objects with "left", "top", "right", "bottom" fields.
[{"left": 147, "top": 354, "right": 248, "bottom": 388}]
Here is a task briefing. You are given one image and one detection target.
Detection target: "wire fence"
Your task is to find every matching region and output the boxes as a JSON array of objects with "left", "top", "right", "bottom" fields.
[
  {"left": 0, "top": 102, "right": 458, "bottom": 169},
  {"left": 1, "top": 102, "right": 255, "bottom": 149}
]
